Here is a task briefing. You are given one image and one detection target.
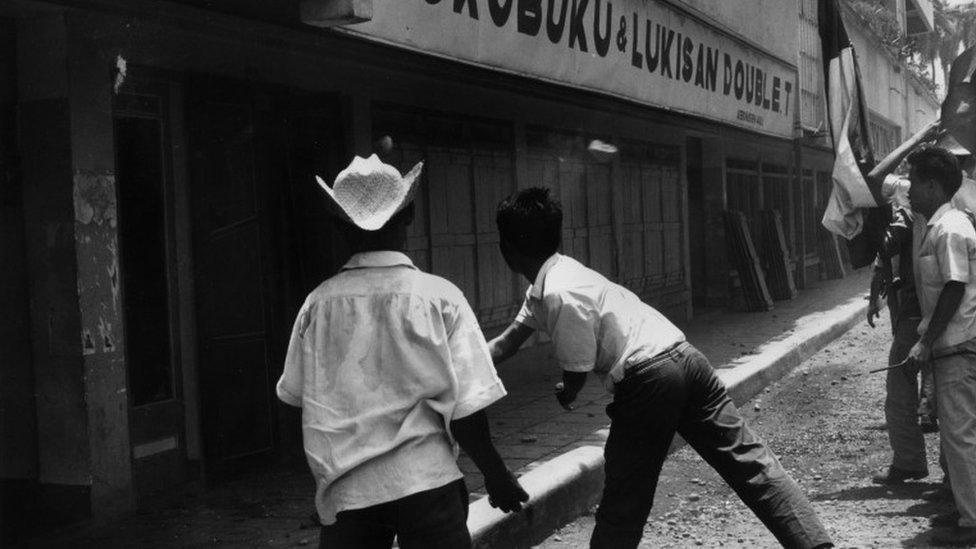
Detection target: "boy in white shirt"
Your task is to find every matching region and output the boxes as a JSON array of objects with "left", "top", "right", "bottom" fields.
[
  {"left": 277, "top": 155, "right": 527, "bottom": 549},
  {"left": 488, "top": 187, "right": 832, "bottom": 549}
]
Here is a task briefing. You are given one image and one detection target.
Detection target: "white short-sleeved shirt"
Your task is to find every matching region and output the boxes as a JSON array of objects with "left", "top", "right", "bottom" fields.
[
  {"left": 514, "top": 254, "right": 685, "bottom": 389},
  {"left": 276, "top": 251, "right": 506, "bottom": 525},
  {"left": 915, "top": 204, "right": 976, "bottom": 351}
]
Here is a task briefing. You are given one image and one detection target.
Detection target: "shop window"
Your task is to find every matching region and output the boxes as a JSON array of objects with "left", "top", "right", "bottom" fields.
[
  {"left": 762, "top": 163, "right": 792, "bottom": 256},
  {"left": 525, "top": 128, "right": 618, "bottom": 281},
  {"left": 726, "top": 159, "right": 762, "bottom": 241},
  {"left": 869, "top": 112, "right": 902, "bottom": 160},
  {"left": 615, "top": 139, "right": 682, "bottom": 303}
]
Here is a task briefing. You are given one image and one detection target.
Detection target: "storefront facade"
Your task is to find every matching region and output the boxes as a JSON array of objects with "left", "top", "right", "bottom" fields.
[{"left": 1, "top": 0, "right": 863, "bottom": 539}]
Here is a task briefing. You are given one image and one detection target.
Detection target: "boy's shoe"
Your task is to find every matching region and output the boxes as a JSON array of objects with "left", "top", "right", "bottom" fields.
[
  {"left": 920, "top": 415, "right": 939, "bottom": 433},
  {"left": 871, "top": 466, "right": 928, "bottom": 485},
  {"left": 931, "top": 526, "right": 976, "bottom": 546},
  {"left": 932, "top": 511, "right": 961, "bottom": 527},
  {"left": 922, "top": 485, "right": 954, "bottom": 502}
]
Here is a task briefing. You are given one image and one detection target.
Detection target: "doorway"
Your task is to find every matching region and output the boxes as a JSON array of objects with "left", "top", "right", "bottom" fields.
[{"left": 114, "top": 79, "right": 187, "bottom": 500}]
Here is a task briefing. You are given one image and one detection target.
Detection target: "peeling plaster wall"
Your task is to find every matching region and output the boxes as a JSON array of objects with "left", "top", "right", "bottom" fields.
[
  {"left": 0, "top": 16, "right": 38, "bottom": 480},
  {"left": 67, "top": 13, "right": 133, "bottom": 514},
  {"left": 16, "top": 13, "right": 135, "bottom": 515},
  {"left": 73, "top": 172, "right": 121, "bottom": 358}
]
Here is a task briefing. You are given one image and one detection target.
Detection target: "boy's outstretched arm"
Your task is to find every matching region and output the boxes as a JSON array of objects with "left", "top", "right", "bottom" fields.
[
  {"left": 488, "top": 321, "right": 535, "bottom": 365},
  {"left": 451, "top": 411, "right": 529, "bottom": 512}
]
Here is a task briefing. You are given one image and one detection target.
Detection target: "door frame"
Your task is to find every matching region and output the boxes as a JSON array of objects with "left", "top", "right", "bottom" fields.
[{"left": 113, "top": 72, "right": 193, "bottom": 501}]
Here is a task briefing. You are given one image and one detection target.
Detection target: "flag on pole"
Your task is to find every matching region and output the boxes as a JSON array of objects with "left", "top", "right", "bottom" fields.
[
  {"left": 942, "top": 45, "right": 976, "bottom": 155},
  {"left": 819, "top": 0, "right": 878, "bottom": 240}
]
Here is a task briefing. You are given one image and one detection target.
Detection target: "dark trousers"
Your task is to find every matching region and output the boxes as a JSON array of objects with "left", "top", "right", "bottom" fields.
[
  {"left": 884, "top": 314, "right": 928, "bottom": 472},
  {"left": 590, "top": 345, "right": 832, "bottom": 549},
  {"left": 319, "top": 479, "right": 471, "bottom": 549}
]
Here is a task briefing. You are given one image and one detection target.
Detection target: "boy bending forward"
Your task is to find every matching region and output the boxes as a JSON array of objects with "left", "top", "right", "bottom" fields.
[{"left": 488, "top": 187, "right": 832, "bottom": 549}]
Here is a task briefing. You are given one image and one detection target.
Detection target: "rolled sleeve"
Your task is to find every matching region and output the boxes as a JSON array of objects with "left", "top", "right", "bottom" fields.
[
  {"left": 545, "top": 293, "right": 597, "bottom": 373},
  {"left": 936, "top": 225, "right": 976, "bottom": 284},
  {"left": 447, "top": 298, "right": 507, "bottom": 420},
  {"left": 277, "top": 304, "right": 312, "bottom": 407},
  {"left": 514, "top": 298, "right": 538, "bottom": 330}
]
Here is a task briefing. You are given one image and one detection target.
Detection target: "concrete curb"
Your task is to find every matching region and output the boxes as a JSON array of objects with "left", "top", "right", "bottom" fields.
[{"left": 468, "top": 295, "right": 870, "bottom": 548}]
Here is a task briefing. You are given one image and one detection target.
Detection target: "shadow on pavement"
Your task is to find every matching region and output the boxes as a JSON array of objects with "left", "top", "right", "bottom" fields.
[
  {"left": 899, "top": 527, "right": 941, "bottom": 548},
  {"left": 813, "top": 482, "right": 942, "bottom": 503}
]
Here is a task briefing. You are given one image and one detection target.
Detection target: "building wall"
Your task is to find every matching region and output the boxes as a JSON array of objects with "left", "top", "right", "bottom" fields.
[
  {"left": 5, "top": 0, "right": 836, "bottom": 525},
  {"left": 679, "top": 0, "right": 798, "bottom": 63},
  {"left": 796, "top": 1, "right": 939, "bottom": 158},
  {"left": 844, "top": 6, "right": 940, "bottom": 154}
]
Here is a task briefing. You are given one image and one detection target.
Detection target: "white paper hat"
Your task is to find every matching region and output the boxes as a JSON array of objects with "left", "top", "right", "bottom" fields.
[{"left": 316, "top": 154, "right": 423, "bottom": 231}]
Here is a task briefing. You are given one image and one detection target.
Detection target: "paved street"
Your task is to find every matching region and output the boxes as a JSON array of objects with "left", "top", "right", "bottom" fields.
[{"left": 535, "top": 311, "right": 954, "bottom": 548}]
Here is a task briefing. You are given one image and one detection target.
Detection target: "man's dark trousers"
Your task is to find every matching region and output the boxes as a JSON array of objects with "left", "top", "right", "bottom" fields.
[
  {"left": 318, "top": 479, "right": 471, "bottom": 549},
  {"left": 590, "top": 345, "right": 832, "bottom": 549},
  {"left": 884, "top": 291, "right": 927, "bottom": 474}
]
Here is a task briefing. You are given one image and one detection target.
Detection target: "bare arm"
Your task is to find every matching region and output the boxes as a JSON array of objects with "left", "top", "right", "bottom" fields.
[
  {"left": 451, "top": 411, "right": 528, "bottom": 512},
  {"left": 907, "top": 281, "right": 966, "bottom": 366},
  {"left": 921, "top": 281, "right": 967, "bottom": 348},
  {"left": 865, "top": 120, "right": 940, "bottom": 200},
  {"left": 488, "top": 321, "right": 535, "bottom": 365}
]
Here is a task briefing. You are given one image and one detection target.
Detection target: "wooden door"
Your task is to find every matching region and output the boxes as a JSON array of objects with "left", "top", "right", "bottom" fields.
[{"left": 186, "top": 81, "right": 276, "bottom": 476}]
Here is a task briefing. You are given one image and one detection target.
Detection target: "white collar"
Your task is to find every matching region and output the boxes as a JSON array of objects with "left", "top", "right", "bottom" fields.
[
  {"left": 340, "top": 251, "right": 417, "bottom": 271},
  {"left": 927, "top": 202, "right": 955, "bottom": 227}
]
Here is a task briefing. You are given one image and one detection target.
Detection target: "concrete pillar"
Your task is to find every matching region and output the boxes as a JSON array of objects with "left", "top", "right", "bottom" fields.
[
  {"left": 66, "top": 12, "right": 134, "bottom": 516},
  {"left": 794, "top": 140, "right": 808, "bottom": 289},
  {"left": 17, "top": 13, "right": 133, "bottom": 522}
]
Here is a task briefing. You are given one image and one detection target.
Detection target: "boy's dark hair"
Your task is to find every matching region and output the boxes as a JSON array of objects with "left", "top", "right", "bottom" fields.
[
  {"left": 908, "top": 146, "right": 963, "bottom": 197},
  {"left": 496, "top": 187, "right": 563, "bottom": 258}
]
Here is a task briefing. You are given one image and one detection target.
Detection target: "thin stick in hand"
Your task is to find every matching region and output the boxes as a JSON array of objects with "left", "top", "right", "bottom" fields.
[{"left": 869, "top": 357, "right": 911, "bottom": 374}]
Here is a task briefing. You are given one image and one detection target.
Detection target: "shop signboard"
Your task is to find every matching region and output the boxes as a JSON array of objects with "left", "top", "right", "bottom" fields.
[{"left": 335, "top": 0, "right": 799, "bottom": 138}]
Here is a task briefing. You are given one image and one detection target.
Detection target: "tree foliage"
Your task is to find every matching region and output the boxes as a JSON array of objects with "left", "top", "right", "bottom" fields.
[{"left": 844, "top": 0, "right": 974, "bottom": 91}]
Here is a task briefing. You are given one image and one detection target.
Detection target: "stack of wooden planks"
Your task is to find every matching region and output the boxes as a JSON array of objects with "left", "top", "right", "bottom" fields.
[
  {"left": 760, "top": 209, "right": 798, "bottom": 301},
  {"left": 724, "top": 210, "right": 773, "bottom": 312}
]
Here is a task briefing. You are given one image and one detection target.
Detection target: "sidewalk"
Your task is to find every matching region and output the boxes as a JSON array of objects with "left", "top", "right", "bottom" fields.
[{"left": 25, "top": 270, "right": 872, "bottom": 549}]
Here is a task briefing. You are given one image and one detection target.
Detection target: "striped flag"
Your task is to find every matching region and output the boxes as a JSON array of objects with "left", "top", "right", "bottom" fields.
[
  {"left": 819, "top": 0, "right": 877, "bottom": 240},
  {"left": 942, "top": 45, "right": 976, "bottom": 155}
]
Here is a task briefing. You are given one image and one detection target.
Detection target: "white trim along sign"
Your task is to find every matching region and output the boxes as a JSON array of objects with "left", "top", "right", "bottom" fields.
[{"left": 337, "top": 0, "right": 798, "bottom": 138}]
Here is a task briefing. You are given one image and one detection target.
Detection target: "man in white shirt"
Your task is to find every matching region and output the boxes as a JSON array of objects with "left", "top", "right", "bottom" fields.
[
  {"left": 488, "top": 187, "right": 832, "bottom": 549},
  {"left": 904, "top": 147, "right": 976, "bottom": 545},
  {"left": 277, "top": 155, "right": 527, "bottom": 549}
]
